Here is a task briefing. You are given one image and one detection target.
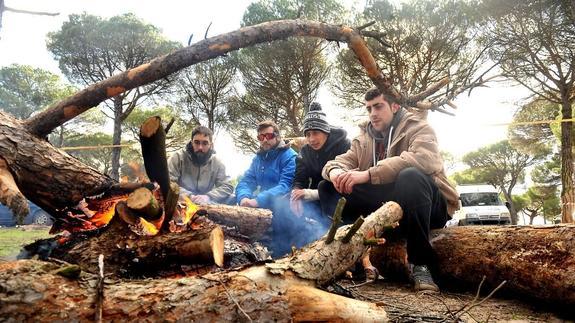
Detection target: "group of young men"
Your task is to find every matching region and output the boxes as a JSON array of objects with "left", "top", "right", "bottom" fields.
[{"left": 168, "top": 87, "right": 459, "bottom": 292}]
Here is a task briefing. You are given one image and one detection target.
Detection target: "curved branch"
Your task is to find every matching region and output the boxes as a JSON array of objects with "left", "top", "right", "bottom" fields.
[{"left": 25, "top": 20, "right": 400, "bottom": 138}]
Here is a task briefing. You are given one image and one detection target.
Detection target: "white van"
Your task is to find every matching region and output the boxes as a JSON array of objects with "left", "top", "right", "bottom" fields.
[{"left": 454, "top": 184, "right": 511, "bottom": 225}]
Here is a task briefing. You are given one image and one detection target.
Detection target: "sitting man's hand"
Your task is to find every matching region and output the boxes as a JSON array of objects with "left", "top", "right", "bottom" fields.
[
  {"left": 337, "top": 170, "right": 370, "bottom": 194},
  {"left": 190, "top": 194, "right": 210, "bottom": 205},
  {"left": 240, "top": 198, "right": 258, "bottom": 208},
  {"left": 290, "top": 197, "right": 303, "bottom": 217}
]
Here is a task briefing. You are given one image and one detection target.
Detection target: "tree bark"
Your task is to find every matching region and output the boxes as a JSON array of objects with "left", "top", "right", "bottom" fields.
[
  {"left": 0, "top": 111, "right": 114, "bottom": 213},
  {"left": 201, "top": 204, "right": 272, "bottom": 241},
  {"left": 560, "top": 99, "right": 574, "bottom": 223},
  {"left": 0, "top": 260, "right": 388, "bottom": 322},
  {"left": 24, "top": 20, "right": 410, "bottom": 138},
  {"left": 371, "top": 225, "right": 575, "bottom": 306}
]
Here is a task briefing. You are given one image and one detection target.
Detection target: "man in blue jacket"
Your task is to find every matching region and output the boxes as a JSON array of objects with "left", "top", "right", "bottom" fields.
[{"left": 236, "top": 119, "right": 297, "bottom": 219}]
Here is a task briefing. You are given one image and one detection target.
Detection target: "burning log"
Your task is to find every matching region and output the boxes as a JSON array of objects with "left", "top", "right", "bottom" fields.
[
  {"left": 2, "top": 202, "right": 403, "bottom": 321},
  {"left": 46, "top": 213, "right": 225, "bottom": 277},
  {"left": 370, "top": 225, "right": 575, "bottom": 307}
]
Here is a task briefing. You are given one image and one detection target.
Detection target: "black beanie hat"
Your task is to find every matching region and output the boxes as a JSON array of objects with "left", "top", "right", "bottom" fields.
[{"left": 303, "top": 102, "right": 331, "bottom": 134}]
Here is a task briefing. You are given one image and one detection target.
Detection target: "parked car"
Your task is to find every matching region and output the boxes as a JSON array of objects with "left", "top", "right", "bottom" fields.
[
  {"left": 0, "top": 201, "right": 53, "bottom": 227},
  {"left": 453, "top": 184, "right": 511, "bottom": 226}
]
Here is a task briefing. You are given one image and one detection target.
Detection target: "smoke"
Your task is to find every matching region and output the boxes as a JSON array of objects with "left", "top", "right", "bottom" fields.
[{"left": 268, "top": 198, "right": 329, "bottom": 258}]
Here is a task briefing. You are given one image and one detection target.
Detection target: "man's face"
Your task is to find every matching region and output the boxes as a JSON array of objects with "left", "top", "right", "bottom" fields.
[
  {"left": 305, "top": 130, "right": 328, "bottom": 151},
  {"left": 191, "top": 133, "right": 212, "bottom": 154},
  {"left": 257, "top": 126, "right": 279, "bottom": 151},
  {"left": 365, "top": 95, "right": 400, "bottom": 132}
]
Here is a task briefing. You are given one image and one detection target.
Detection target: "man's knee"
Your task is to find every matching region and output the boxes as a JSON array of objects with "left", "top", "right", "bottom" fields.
[
  {"left": 396, "top": 167, "right": 429, "bottom": 191},
  {"left": 318, "top": 179, "right": 336, "bottom": 196}
]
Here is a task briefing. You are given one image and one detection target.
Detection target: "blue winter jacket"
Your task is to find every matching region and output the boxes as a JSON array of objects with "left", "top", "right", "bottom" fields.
[{"left": 235, "top": 142, "right": 297, "bottom": 209}]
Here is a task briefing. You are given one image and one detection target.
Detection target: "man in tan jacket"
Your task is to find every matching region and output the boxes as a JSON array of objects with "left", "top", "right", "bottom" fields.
[{"left": 319, "top": 87, "right": 459, "bottom": 292}]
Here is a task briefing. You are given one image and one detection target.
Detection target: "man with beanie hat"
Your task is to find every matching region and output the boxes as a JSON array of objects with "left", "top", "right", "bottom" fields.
[
  {"left": 267, "top": 102, "right": 351, "bottom": 257},
  {"left": 319, "top": 87, "right": 459, "bottom": 292}
]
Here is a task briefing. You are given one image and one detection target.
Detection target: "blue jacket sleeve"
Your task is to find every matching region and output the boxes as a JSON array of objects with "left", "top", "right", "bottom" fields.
[
  {"left": 256, "top": 149, "right": 297, "bottom": 208},
  {"left": 235, "top": 156, "right": 258, "bottom": 203}
]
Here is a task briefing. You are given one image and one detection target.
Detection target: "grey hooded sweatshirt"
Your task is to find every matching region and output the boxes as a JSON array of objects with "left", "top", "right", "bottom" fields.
[{"left": 168, "top": 148, "right": 234, "bottom": 203}]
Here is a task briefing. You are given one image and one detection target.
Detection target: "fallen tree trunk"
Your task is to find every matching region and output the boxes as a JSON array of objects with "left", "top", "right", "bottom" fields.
[
  {"left": 0, "top": 260, "right": 388, "bottom": 322},
  {"left": 370, "top": 225, "right": 575, "bottom": 306},
  {"left": 2, "top": 202, "right": 403, "bottom": 321},
  {"left": 0, "top": 111, "right": 114, "bottom": 212}
]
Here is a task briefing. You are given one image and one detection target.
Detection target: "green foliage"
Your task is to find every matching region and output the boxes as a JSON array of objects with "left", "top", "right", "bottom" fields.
[
  {"left": 174, "top": 57, "right": 236, "bottom": 133},
  {"left": 47, "top": 13, "right": 180, "bottom": 86},
  {"left": 0, "top": 64, "right": 75, "bottom": 119},
  {"left": 334, "top": 0, "right": 489, "bottom": 108},
  {"left": 47, "top": 12, "right": 181, "bottom": 179},
  {"left": 0, "top": 227, "right": 52, "bottom": 259},
  {"left": 228, "top": 0, "right": 344, "bottom": 153},
  {"left": 62, "top": 132, "right": 115, "bottom": 175},
  {"left": 455, "top": 140, "right": 546, "bottom": 224},
  {"left": 508, "top": 98, "right": 559, "bottom": 155}
]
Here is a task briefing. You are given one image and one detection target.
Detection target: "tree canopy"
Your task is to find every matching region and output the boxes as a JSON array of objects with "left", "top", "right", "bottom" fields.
[
  {"left": 0, "top": 64, "right": 74, "bottom": 119},
  {"left": 47, "top": 13, "right": 181, "bottom": 179},
  {"left": 228, "top": 0, "right": 344, "bottom": 153}
]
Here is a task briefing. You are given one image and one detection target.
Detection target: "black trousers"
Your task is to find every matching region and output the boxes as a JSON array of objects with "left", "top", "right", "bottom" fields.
[{"left": 318, "top": 167, "right": 449, "bottom": 265}]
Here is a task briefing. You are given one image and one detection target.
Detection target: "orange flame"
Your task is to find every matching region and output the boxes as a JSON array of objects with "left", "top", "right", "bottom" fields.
[
  {"left": 89, "top": 201, "right": 119, "bottom": 227},
  {"left": 130, "top": 217, "right": 160, "bottom": 236},
  {"left": 181, "top": 196, "right": 199, "bottom": 225}
]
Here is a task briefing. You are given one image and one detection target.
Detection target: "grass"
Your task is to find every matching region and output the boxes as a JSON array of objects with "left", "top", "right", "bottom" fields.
[{"left": 0, "top": 226, "right": 52, "bottom": 260}]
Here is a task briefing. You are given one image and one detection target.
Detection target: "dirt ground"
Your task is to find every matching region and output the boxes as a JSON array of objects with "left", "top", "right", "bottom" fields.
[{"left": 333, "top": 278, "right": 572, "bottom": 322}]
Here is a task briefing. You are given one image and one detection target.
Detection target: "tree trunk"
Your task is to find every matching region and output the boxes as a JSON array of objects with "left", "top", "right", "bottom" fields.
[
  {"left": 560, "top": 99, "right": 574, "bottom": 223},
  {"left": 0, "top": 111, "right": 114, "bottom": 213},
  {"left": 371, "top": 225, "right": 575, "bottom": 306},
  {"left": 110, "top": 97, "right": 123, "bottom": 181},
  {"left": 0, "top": 260, "right": 388, "bottom": 322}
]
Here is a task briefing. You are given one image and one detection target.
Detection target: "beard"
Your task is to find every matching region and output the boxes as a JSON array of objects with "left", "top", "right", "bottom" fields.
[
  {"left": 186, "top": 142, "right": 213, "bottom": 166},
  {"left": 192, "top": 150, "right": 211, "bottom": 165}
]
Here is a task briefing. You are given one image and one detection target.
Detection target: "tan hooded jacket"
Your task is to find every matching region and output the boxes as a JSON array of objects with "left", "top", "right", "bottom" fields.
[{"left": 322, "top": 110, "right": 459, "bottom": 215}]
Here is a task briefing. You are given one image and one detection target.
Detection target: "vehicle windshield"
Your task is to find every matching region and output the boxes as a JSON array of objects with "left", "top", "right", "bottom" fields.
[{"left": 460, "top": 192, "right": 503, "bottom": 207}]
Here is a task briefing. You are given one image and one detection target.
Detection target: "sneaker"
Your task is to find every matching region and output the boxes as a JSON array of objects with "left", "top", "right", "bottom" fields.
[{"left": 411, "top": 265, "right": 439, "bottom": 292}]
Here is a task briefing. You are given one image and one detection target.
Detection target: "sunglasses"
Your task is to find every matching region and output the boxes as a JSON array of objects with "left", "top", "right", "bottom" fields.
[{"left": 257, "top": 132, "right": 278, "bottom": 141}]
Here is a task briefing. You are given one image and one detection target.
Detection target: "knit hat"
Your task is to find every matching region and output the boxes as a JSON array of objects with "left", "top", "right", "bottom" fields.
[{"left": 303, "top": 102, "right": 330, "bottom": 134}]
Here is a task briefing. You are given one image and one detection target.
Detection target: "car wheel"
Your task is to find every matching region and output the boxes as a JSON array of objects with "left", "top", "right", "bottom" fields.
[
  {"left": 458, "top": 219, "right": 467, "bottom": 226},
  {"left": 32, "top": 210, "right": 51, "bottom": 225}
]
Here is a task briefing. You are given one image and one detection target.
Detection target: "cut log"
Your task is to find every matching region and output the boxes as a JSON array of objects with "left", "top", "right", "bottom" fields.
[
  {"left": 139, "top": 116, "right": 171, "bottom": 200},
  {"left": 202, "top": 204, "right": 272, "bottom": 241},
  {"left": 370, "top": 225, "right": 575, "bottom": 306},
  {"left": 126, "top": 187, "right": 161, "bottom": 220},
  {"left": 267, "top": 201, "right": 403, "bottom": 285}
]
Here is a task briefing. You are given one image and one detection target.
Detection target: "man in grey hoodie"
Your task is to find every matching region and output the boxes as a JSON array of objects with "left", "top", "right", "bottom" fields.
[{"left": 168, "top": 125, "right": 234, "bottom": 204}]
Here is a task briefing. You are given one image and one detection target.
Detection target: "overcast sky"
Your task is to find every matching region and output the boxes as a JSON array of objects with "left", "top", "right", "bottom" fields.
[{"left": 0, "top": 0, "right": 530, "bottom": 177}]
